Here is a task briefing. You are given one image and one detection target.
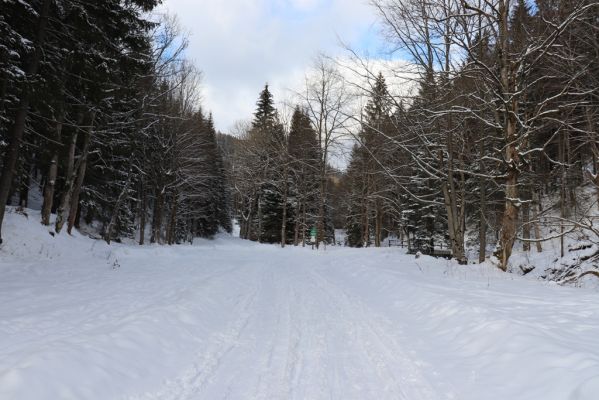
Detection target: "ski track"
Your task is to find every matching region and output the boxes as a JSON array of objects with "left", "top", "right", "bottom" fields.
[
  {"left": 124, "top": 261, "right": 264, "bottom": 400},
  {"left": 307, "top": 267, "right": 457, "bottom": 399},
  {"left": 2, "top": 237, "right": 599, "bottom": 400},
  {"left": 126, "top": 250, "right": 453, "bottom": 400}
]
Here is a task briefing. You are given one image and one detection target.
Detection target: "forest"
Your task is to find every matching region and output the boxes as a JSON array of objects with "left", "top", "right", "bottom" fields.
[
  {"left": 225, "top": 0, "right": 599, "bottom": 275},
  {"left": 2, "top": 0, "right": 599, "bottom": 273},
  {"left": 1, "top": 0, "right": 231, "bottom": 246},
  {"left": 1, "top": 2, "right": 599, "bottom": 398}
]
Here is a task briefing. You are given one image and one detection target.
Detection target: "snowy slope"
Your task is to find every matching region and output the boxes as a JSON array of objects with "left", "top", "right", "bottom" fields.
[
  {"left": 1, "top": 209, "right": 599, "bottom": 400},
  {"left": 466, "top": 184, "right": 599, "bottom": 289}
]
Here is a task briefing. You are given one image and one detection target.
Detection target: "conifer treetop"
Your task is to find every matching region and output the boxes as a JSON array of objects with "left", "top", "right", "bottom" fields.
[{"left": 253, "top": 84, "right": 276, "bottom": 129}]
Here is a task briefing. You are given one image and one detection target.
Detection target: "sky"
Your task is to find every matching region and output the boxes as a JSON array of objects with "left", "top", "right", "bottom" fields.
[{"left": 157, "top": 0, "right": 384, "bottom": 133}]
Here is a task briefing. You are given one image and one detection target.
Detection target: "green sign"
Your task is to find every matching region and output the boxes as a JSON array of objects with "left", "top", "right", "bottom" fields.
[{"left": 310, "top": 227, "right": 317, "bottom": 237}]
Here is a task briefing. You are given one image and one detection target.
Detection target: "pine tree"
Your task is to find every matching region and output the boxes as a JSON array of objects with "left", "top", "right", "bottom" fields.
[
  {"left": 234, "top": 85, "right": 289, "bottom": 244},
  {"left": 288, "top": 106, "right": 320, "bottom": 245},
  {"left": 200, "top": 114, "right": 232, "bottom": 236},
  {"left": 0, "top": 0, "right": 52, "bottom": 243},
  {"left": 361, "top": 73, "right": 393, "bottom": 246},
  {"left": 344, "top": 145, "right": 368, "bottom": 247},
  {"left": 0, "top": 1, "right": 239, "bottom": 247},
  {"left": 253, "top": 84, "right": 277, "bottom": 129}
]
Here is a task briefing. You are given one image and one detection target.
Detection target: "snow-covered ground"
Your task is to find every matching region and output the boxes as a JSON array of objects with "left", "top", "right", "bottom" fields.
[{"left": 1, "top": 209, "right": 599, "bottom": 400}]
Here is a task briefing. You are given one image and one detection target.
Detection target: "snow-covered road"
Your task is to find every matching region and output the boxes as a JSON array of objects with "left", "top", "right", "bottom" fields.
[{"left": 1, "top": 217, "right": 599, "bottom": 400}]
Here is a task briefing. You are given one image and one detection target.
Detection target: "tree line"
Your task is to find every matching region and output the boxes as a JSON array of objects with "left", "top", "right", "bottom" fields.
[
  {"left": 226, "top": 57, "right": 351, "bottom": 248},
  {"left": 227, "top": 0, "right": 599, "bottom": 271},
  {"left": 345, "top": 0, "right": 599, "bottom": 269},
  {"left": 3, "top": 0, "right": 599, "bottom": 272},
  {"left": 0, "top": 1, "right": 231, "bottom": 245}
]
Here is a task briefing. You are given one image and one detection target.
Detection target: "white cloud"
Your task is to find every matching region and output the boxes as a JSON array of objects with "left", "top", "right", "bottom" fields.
[
  {"left": 288, "top": 0, "right": 321, "bottom": 11},
  {"left": 157, "top": 0, "right": 381, "bottom": 133}
]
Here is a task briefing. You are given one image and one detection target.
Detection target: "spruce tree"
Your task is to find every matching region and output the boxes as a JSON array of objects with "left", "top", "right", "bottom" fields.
[
  {"left": 288, "top": 107, "right": 320, "bottom": 245},
  {"left": 253, "top": 84, "right": 276, "bottom": 129},
  {"left": 236, "top": 84, "right": 288, "bottom": 243}
]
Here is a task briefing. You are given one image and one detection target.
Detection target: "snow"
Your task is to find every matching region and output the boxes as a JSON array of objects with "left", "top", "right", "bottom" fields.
[
  {"left": 1, "top": 208, "right": 599, "bottom": 400},
  {"left": 491, "top": 185, "right": 599, "bottom": 290}
]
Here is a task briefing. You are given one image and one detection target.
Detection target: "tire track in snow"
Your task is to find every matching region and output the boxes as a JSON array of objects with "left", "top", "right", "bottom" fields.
[
  {"left": 248, "top": 267, "right": 293, "bottom": 400},
  {"left": 125, "top": 265, "right": 264, "bottom": 400},
  {"left": 127, "top": 254, "right": 454, "bottom": 400},
  {"left": 306, "top": 267, "right": 456, "bottom": 400},
  {"left": 281, "top": 283, "right": 303, "bottom": 399},
  {"left": 205, "top": 264, "right": 305, "bottom": 400}
]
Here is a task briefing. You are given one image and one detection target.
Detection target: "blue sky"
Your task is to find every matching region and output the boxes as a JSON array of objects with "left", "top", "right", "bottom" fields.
[{"left": 158, "top": 0, "right": 383, "bottom": 133}]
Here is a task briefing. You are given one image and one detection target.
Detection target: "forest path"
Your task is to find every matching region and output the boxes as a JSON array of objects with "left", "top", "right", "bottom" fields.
[
  {"left": 1, "top": 233, "right": 598, "bottom": 400},
  {"left": 126, "top": 243, "right": 451, "bottom": 400}
]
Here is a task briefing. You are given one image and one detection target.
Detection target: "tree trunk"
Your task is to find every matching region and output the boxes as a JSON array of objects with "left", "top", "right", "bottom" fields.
[
  {"left": 104, "top": 175, "right": 132, "bottom": 244},
  {"left": 165, "top": 203, "right": 172, "bottom": 245},
  {"left": 442, "top": 182, "right": 467, "bottom": 264},
  {"left": 55, "top": 112, "right": 94, "bottom": 234},
  {"left": 494, "top": 160, "right": 519, "bottom": 271},
  {"left": 240, "top": 193, "right": 254, "bottom": 240},
  {"left": 293, "top": 199, "right": 301, "bottom": 246},
  {"left": 478, "top": 153, "right": 487, "bottom": 263},
  {"left": 67, "top": 118, "right": 94, "bottom": 235},
  {"left": 167, "top": 191, "right": 177, "bottom": 245},
  {"left": 257, "top": 193, "right": 263, "bottom": 243},
  {"left": 243, "top": 207, "right": 252, "bottom": 240},
  {"left": 280, "top": 168, "right": 288, "bottom": 248},
  {"left": 55, "top": 130, "right": 79, "bottom": 233},
  {"left": 41, "top": 109, "right": 64, "bottom": 225},
  {"left": 18, "top": 161, "right": 30, "bottom": 208},
  {"left": 585, "top": 108, "right": 599, "bottom": 208},
  {"left": 493, "top": 0, "right": 520, "bottom": 271},
  {"left": 522, "top": 201, "right": 531, "bottom": 252},
  {"left": 302, "top": 204, "right": 306, "bottom": 247},
  {"left": 532, "top": 190, "right": 543, "bottom": 253},
  {"left": 362, "top": 202, "right": 369, "bottom": 247},
  {"left": 139, "top": 181, "right": 147, "bottom": 245},
  {"left": 374, "top": 200, "right": 382, "bottom": 247},
  {"left": 0, "top": 0, "right": 52, "bottom": 244},
  {"left": 151, "top": 187, "right": 164, "bottom": 244},
  {"left": 441, "top": 114, "right": 467, "bottom": 264},
  {"left": 0, "top": 65, "right": 7, "bottom": 116},
  {"left": 560, "top": 131, "right": 566, "bottom": 258},
  {"left": 316, "top": 175, "right": 326, "bottom": 249}
]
